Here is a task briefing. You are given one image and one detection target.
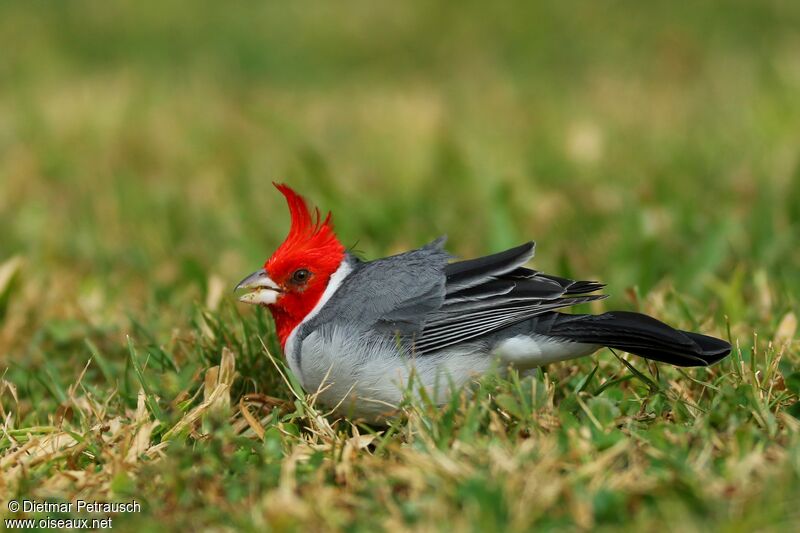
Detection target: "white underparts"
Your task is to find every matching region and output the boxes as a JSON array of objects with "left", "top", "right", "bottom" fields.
[
  {"left": 299, "top": 325, "right": 494, "bottom": 421},
  {"left": 296, "top": 327, "right": 599, "bottom": 421},
  {"left": 491, "top": 335, "right": 597, "bottom": 368},
  {"left": 284, "top": 259, "right": 353, "bottom": 383}
]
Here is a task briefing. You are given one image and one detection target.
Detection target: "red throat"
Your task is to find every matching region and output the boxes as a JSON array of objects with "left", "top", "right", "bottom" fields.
[{"left": 266, "top": 184, "right": 345, "bottom": 348}]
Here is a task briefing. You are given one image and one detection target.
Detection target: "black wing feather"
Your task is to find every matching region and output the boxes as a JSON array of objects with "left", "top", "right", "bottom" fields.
[
  {"left": 409, "top": 242, "right": 607, "bottom": 355},
  {"left": 413, "top": 296, "right": 606, "bottom": 353},
  {"left": 445, "top": 242, "right": 535, "bottom": 293}
]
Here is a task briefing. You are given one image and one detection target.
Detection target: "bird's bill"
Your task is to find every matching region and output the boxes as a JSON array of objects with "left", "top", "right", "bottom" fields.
[{"left": 234, "top": 268, "right": 282, "bottom": 305}]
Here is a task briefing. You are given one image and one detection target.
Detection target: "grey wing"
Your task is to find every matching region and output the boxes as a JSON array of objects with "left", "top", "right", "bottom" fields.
[
  {"left": 410, "top": 241, "right": 607, "bottom": 354},
  {"left": 313, "top": 237, "right": 451, "bottom": 334}
]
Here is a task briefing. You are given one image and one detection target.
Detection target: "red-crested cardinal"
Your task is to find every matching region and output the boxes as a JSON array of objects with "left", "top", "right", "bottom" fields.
[{"left": 236, "top": 184, "right": 730, "bottom": 420}]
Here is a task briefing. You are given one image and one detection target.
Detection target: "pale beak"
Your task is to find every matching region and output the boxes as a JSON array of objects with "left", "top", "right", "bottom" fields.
[{"left": 234, "top": 268, "right": 282, "bottom": 305}]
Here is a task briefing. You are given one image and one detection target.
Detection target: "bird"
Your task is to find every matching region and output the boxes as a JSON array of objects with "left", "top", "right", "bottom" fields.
[{"left": 235, "top": 184, "right": 731, "bottom": 420}]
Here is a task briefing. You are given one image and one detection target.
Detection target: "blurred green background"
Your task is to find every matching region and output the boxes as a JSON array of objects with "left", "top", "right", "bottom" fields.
[
  {"left": 1, "top": 0, "right": 799, "bottom": 350},
  {"left": 2, "top": 2, "right": 800, "bottom": 530}
]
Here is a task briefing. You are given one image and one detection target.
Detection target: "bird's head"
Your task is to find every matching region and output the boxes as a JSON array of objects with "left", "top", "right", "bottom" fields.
[{"left": 235, "top": 184, "right": 345, "bottom": 347}]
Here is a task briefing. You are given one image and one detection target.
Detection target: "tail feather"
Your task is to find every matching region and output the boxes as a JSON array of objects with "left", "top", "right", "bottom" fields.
[{"left": 545, "top": 311, "right": 731, "bottom": 367}]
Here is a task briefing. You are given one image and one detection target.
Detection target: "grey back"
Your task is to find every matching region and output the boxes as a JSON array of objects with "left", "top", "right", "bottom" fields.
[{"left": 300, "top": 237, "right": 450, "bottom": 339}]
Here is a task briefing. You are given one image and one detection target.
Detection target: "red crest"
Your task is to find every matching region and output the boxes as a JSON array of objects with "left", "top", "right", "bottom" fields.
[{"left": 265, "top": 184, "right": 345, "bottom": 346}]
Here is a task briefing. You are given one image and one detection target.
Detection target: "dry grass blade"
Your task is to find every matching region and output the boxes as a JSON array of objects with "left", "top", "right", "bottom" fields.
[
  {"left": 239, "top": 396, "right": 266, "bottom": 440},
  {"left": 163, "top": 347, "right": 237, "bottom": 441}
]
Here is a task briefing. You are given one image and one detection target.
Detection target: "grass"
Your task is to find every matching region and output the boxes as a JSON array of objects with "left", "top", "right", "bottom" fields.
[{"left": 1, "top": 0, "right": 799, "bottom": 530}]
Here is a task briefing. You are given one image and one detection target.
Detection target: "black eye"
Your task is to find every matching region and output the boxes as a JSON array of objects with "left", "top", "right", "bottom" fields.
[{"left": 291, "top": 269, "right": 310, "bottom": 284}]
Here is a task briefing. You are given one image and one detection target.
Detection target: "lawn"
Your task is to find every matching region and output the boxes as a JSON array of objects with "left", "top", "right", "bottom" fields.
[{"left": 1, "top": 1, "right": 799, "bottom": 530}]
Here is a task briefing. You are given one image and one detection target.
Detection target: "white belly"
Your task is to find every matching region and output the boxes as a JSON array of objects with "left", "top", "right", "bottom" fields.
[
  {"left": 289, "top": 326, "right": 596, "bottom": 421},
  {"left": 492, "top": 334, "right": 597, "bottom": 368},
  {"left": 291, "top": 326, "right": 491, "bottom": 420}
]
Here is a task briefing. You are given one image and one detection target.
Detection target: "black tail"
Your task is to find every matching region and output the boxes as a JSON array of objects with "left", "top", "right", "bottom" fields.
[{"left": 545, "top": 311, "right": 731, "bottom": 367}]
